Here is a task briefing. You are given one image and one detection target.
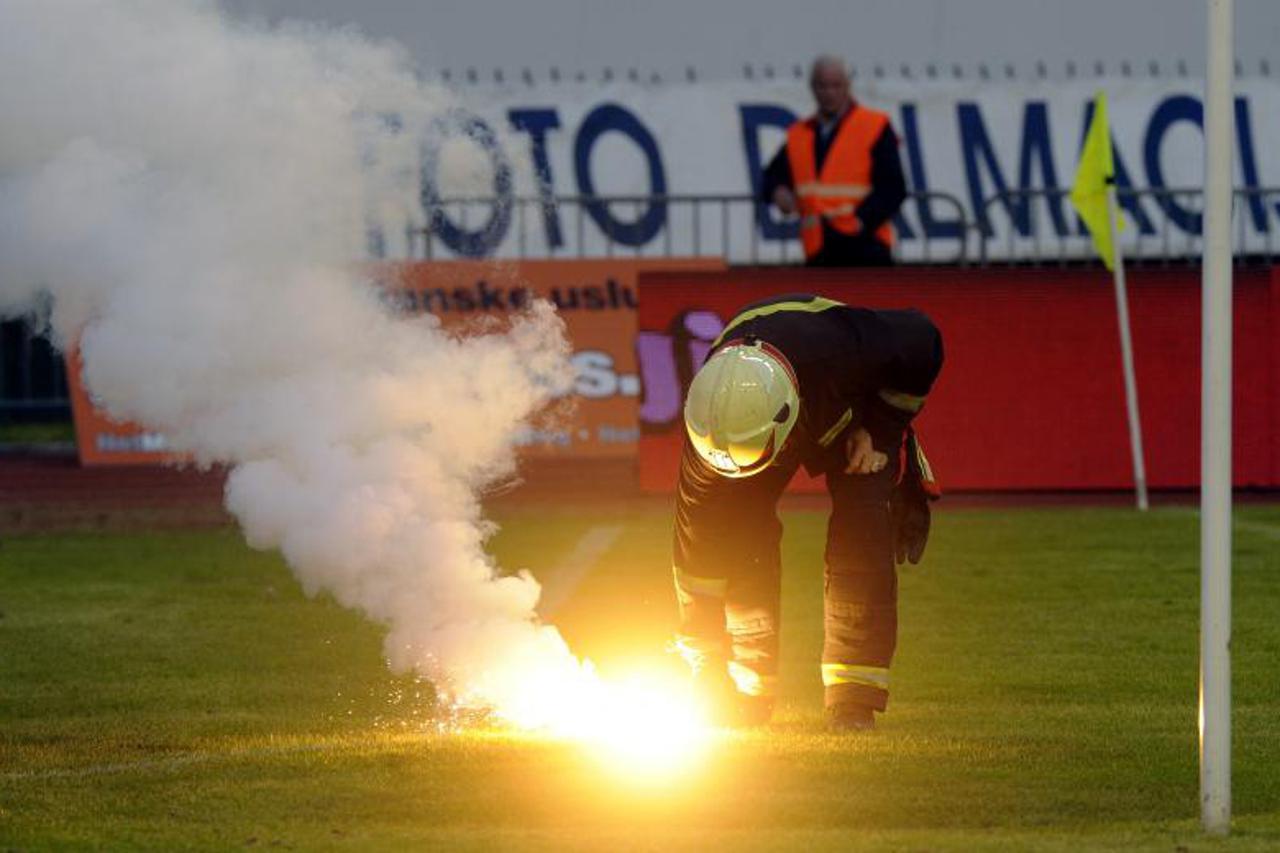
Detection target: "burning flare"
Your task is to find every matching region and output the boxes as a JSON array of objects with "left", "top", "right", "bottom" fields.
[{"left": 492, "top": 662, "right": 716, "bottom": 779}]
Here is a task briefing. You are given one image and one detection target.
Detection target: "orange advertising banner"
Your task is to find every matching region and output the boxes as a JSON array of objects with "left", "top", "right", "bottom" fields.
[
  {"left": 66, "top": 258, "right": 721, "bottom": 466},
  {"left": 66, "top": 348, "right": 186, "bottom": 466}
]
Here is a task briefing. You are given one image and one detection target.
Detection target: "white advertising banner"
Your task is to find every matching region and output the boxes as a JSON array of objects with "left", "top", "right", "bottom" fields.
[{"left": 370, "top": 78, "right": 1280, "bottom": 263}]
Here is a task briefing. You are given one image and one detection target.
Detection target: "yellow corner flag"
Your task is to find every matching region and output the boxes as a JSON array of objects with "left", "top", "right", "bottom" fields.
[{"left": 1071, "top": 91, "right": 1123, "bottom": 270}]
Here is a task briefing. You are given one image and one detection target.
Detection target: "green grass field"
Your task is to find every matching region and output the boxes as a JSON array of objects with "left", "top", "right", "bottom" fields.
[{"left": 2, "top": 503, "right": 1279, "bottom": 850}]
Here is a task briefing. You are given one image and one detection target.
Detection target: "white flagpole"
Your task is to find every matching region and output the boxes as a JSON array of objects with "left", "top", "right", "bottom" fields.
[
  {"left": 1104, "top": 185, "right": 1149, "bottom": 511},
  {"left": 1201, "top": 0, "right": 1234, "bottom": 835}
]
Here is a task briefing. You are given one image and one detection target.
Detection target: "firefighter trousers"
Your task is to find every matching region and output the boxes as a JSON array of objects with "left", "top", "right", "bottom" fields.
[{"left": 673, "top": 434, "right": 902, "bottom": 711}]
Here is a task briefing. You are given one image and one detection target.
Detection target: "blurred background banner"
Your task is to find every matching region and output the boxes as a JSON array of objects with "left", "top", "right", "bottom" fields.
[
  {"left": 65, "top": 258, "right": 721, "bottom": 466},
  {"left": 388, "top": 78, "right": 1280, "bottom": 264},
  {"left": 379, "top": 259, "right": 723, "bottom": 459},
  {"left": 56, "top": 258, "right": 1280, "bottom": 480},
  {"left": 635, "top": 265, "right": 1280, "bottom": 492}
]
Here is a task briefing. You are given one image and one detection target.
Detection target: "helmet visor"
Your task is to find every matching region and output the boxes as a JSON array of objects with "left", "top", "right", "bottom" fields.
[{"left": 690, "top": 424, "right": 778, "bottom": 478}]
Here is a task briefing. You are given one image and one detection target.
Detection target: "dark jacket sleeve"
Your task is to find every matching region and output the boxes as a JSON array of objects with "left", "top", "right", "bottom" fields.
[
  {"left": 760, "top": 144, "right": 793, "bottom": 205},
  {"left": 860, "top": 395, "right": 917, "bottom": 453},
  {"left": 854, "top": 124, "right": 907, "bottom": 234}
]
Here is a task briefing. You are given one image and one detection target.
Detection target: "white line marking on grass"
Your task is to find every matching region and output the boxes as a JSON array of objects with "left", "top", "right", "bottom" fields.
[{"left": 536, "top": 525, "right": 624, "bottom": 618}]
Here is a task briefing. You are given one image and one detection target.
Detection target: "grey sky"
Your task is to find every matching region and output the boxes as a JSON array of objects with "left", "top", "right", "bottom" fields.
[{"left": 220, "top": 0, "right": 1280, "bottom": 85}]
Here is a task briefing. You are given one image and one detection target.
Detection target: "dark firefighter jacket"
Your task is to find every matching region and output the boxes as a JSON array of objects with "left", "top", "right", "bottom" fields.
[{"left": 709, "top": 293, "right": 943, "bottom": 475}]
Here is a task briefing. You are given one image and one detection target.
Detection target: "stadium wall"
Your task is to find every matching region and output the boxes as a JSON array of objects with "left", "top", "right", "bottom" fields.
[{"left": 636, "top": 265, "right": 1279, "bottom": 492}]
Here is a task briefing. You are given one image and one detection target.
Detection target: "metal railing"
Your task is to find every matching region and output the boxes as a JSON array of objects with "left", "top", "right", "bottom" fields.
[
  {"left": 975, "top": 186, "right": 1280, "bottom": 266},
  {"left": 405, "top": 191, "right": 972, "bottom": 265},
  {"left": 408, "top": 186, "right": 1280, "bottom": 268}
]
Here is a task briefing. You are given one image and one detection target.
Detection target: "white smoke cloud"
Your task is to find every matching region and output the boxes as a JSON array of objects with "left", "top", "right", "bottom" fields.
[{"left": 0, "top": 0, "right": 596, "bottom": 724}]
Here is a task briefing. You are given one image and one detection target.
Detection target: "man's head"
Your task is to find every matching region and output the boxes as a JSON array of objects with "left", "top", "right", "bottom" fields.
[
  {"left": 683, "top": 340, "right": 800, "bottom": 477},
  {"left": 810, "top": 55, "right": 852, "bottom": 119}
]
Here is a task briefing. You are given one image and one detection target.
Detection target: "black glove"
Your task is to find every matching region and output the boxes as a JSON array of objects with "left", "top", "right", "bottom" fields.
[
  {"left": 891, "top": 430, "right": 940, "bottom": 565},
  {"left": 891, "top": 477, "right": 930, "bottom": 565}
]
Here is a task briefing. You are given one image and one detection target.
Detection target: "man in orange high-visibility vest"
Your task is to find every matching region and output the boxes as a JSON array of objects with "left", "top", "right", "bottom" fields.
[{"left": 762, "top": 56, "right": 907, "bottom": 266}]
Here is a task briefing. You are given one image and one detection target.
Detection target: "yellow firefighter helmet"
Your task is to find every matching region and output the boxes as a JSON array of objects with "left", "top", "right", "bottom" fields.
[{"left": 683, "top": 339, "right": 800, "bottom": 477}]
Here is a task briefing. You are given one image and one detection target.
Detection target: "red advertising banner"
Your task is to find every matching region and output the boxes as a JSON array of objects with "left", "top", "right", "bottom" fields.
[
  {"left": 636, "top": 266, "right": 1280, "bottom": 492},
  {"left": 67, "top": 258, "right": 721, "bottom": 466}
]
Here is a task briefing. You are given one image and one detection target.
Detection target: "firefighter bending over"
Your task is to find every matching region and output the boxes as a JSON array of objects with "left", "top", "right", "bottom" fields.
[{"left": 673, "top": 293, "right": 943, "bottom": 731}]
